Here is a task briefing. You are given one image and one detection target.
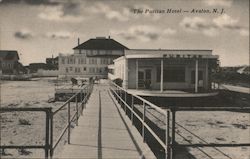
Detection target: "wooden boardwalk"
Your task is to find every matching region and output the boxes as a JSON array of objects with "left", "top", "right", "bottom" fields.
[{"left": 57, "top": 84, "right": 155, "bottom": 159}]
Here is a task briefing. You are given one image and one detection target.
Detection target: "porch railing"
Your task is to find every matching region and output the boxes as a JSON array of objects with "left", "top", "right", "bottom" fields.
[
  {"left": 109, "top": 81, "right": 250, "bottom": 159},
  {"left": 0, "top": 83, "right": 93, "bottom": 159}
]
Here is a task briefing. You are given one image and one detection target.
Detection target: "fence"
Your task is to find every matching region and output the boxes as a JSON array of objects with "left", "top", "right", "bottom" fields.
[
  {"left": 109, "top": 81, "right": 250, "bottom": 159},
  {"left": 0, "top": 83, "right": 93, "bottom": 159}
]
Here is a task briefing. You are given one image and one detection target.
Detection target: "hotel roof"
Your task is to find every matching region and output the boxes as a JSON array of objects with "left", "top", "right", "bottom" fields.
[{"left": 73, "top": 37, "right": 129, "bottom": 50}]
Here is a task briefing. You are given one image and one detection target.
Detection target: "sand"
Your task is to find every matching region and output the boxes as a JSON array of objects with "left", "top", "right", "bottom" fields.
[
  {"left": 135, "top": 104, "right": 250, "bottom": 159},
  {"left": 0, "top": 78, "right": 78, "bottom": 158}
]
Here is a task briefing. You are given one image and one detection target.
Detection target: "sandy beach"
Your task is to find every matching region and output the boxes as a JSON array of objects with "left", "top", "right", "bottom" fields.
[
  {"left": 0, "top": 78, "right": 78, "bottom": 158},
  {"left": 134, "top": 104, "right": 250, "bottom": 159}
]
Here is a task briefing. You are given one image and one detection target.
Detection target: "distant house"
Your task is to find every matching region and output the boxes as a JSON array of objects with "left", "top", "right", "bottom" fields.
[
  {"left": 28, "top": 63, "right": 48, "bottom": 73},
  {"left": 58, "top": 37, "right": 128, "bottom": 78},
  {"left": 0, "top": 50, "right": 20, "bottom": 74},
  {"left": 46, "top": 56, "right": 58, "bottom": 70}
]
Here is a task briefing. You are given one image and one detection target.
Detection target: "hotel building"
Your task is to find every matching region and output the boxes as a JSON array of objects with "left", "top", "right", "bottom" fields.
[{"left": 58, "top": 37, "right": 128, "bottom": 79}]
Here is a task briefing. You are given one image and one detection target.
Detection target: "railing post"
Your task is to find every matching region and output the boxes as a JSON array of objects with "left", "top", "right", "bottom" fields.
[
  {"left": 116, "top": 86, "right": 119, "bottom": 101},
  {"left": 119, "top": 89, "right": 122, "bottom": 106},
  {"left": 68, "top": 102, "right": 71, "bottom": 144},
  {"left": 50, "top": 110, "right": 53, "bottom": 158},
  {"left": 131, "top": 95, "right": 134, "bottom": 125},
  {"left": 165, "top": 110, "right": 170, "bottom": 159},
  {"left": 80, "top": 89, "right": 83, "bottom": 114},
  {"left": 142, "top": 102, "right": 145, "bottom": 142},
  {"left": 84, "top": 89, "right": 87, "bottom": 109},
  {"left": 76, "top": 96, "right": 78, "bottom": 126},
  {"left": 124, "top": 91, "right": 127, "bottom": 114},
  {"left": 171, "top": 111, "right": 176, "bottom": 159},
  {"left": 45, "top": 109, "right": 50, "bottom": 159}
]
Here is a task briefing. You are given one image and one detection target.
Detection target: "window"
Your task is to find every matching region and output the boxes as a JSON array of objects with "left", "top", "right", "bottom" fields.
[
  {"left": 62, "top": 58, "right": 65, "bottom": 64},
  {"left": 95, "top": 68, "right": 99, "bottom": 73},
  {"left": 81, "top": 58, "right": 86, "bottom": 64},
  {"left": 65, "top": 68, "right": 68, "bottom": 73},
  {"left": 89, "top": 58, "right": 97, "bottom": 64},
  {"left": 156, "top": 67, "right": 185, "bottom": 82},
  {"left": 89, "top": 67, "right": 95, "bottom": 73},
  {"left": 83, "top": 67, "right": 87, "bottom": 71},
  {"left": 70, "top": 67, "right": 72, "bottom": 71},
  {"left": 93, "top": 50, "right": 97, "bottom": 55},
  {"left": 75, "top": 67, "right": 80, "bottom": 73}
]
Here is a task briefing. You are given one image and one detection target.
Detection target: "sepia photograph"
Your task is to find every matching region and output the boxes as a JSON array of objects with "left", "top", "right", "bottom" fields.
[{"left": 0, "top": 0, "right": 249, "bottom": 159}]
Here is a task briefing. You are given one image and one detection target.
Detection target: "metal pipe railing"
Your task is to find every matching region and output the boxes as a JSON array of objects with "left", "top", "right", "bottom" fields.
[
  {"left": 0, "top": 83, "right": 93, "bottom": 159},
  {"left": 109, "top": 81, "right": 250, "bottom": 159},
  {"left": 0, "top": 107, "right": 52, "bottom": 159},
  {"left": 109, "top": 82, "right": 171, "bottom": 157},
  {"left": 52, "top": 83, "right": 93, "bottom": 153}
]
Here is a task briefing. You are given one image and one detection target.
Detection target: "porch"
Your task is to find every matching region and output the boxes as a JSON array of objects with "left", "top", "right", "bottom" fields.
[{"left": 124, "top": 57, "right": 218, "bottom": 94}]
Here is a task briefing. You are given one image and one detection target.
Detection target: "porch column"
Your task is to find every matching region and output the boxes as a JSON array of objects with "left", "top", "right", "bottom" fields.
[
  {"left": 160, "top": 59, "right": 164, "bottom": 92},
  {"left": 205, "top": 59, "right": 208, "bottom": 90},
  {"left": 195, "top": 59, "right": 199, "bottom": 93},
  {"left": 123, "top": 58, "right": 128, "bottom": 89},
  {"left": 136, "top": 59, "right": 138, "bottom": 90}
]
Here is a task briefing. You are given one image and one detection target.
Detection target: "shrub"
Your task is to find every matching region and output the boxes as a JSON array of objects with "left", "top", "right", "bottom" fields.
[
  {"left": 113, "top": 78, "right": 123, "bottom": 87},
  {"left": 18, "top": 119, "right": 31, "bottom": 125}
]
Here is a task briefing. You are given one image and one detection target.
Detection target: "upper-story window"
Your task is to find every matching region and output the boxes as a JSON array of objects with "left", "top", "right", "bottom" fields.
[
  {"left": 93, "top": 50, "right": 97, "bottom": 56},
  {"left": 100, "top": 58, "right": 109, "bottom": 65},
  {"left": 79, "top": 58, "right": 86, "bottom": 64},
  {"left": 68, "top": 57, "right": 75, "bottom": 64},
  {"left": 89, "top": 58, "right": 97, "bottom": 64},
  {"left": 61, "top": 58, "right": 65, "bottom": 64}
]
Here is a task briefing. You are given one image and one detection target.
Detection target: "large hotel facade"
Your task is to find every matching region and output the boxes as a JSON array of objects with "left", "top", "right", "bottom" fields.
[
  {"left": 58, "top": 37, "right": 128, "bottom": 79},
  {"left": 59, "top": 37, "right": 219, "bottom": 95}
]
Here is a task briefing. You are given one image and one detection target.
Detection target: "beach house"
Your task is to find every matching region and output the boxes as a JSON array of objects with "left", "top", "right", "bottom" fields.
[
  {"left": 0, "top": 50, "right": 20, "bottom": 74},
  {"left": 108, "top": 49, "right": 219, "bottom": 96}
]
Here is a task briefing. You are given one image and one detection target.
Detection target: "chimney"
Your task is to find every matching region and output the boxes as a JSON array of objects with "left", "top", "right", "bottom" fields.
[
  {"left": 77, "top": 38, "right": 80, "bottom": 45},
  {"left": 78, "top": 38, "right": 81, "bottom": 54}
]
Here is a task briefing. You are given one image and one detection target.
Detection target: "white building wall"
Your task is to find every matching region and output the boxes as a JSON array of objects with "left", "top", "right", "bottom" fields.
[{"left": 58, "top": 49, "right": 123, "bottom": 78}]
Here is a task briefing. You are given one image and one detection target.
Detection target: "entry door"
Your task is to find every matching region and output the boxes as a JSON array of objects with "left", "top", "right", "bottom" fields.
[
  {"left": 138, "top": 71, "right": 144, "bottom": 88},
  {"left": 145, "top": 69, "right": 151, "bottom": 81},
  {"left": 145, "top": 69, "right": 152, "bottom": 89},
  {"left": 138, "top": 69, "right": 152, "bottom": 89}
]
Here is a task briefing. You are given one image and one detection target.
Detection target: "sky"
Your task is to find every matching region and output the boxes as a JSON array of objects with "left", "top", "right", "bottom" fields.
[{"left": 0, "top": 0, "right": 249, "bottom": 66}]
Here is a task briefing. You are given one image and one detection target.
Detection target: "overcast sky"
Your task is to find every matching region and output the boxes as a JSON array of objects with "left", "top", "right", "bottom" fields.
[{"left": 0, "top": 0, "right": 249, "bottom": 66}]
